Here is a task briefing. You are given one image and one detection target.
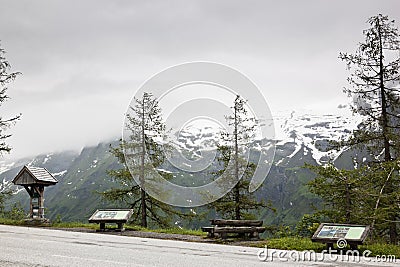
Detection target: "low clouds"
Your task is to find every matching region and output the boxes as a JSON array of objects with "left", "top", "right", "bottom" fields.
[{"left": 0, "top": 0, "right": 399, "bottom": 159}]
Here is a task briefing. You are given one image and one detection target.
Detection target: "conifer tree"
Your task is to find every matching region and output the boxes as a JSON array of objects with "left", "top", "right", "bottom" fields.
[
  {"left": 102, "top": 92, "right": 183, "bottom": 227},
  {"left": 338, "top": 14, "right": 400, "bottom": 160},
  {"left": 0, "top": 42, "right": 21, "bottom": 211},
  {"left": 338, "top": 14, "right": 400, "bottom": 243},
  {"left": 0, "top": 42, "right": 21, "bottom": 154},
  {"left": 307, "top": 163, "right": 369, "bottom": 224},
  {"left": 210, "top": 95, "right": 272, "bottom": 220},
  {"left": 308, "top": 14, "right": 400, "bottom": 243}
]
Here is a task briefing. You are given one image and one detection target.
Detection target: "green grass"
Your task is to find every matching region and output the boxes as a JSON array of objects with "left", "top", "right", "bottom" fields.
[
  {"left": 0, "top": 218, "right": 207, "bottom": 236},
  {"left": 152, "top": 228, "right": 206, "bottom": 236},
  {"left": 52, "top": 222, "right": 206, "bottom": 236},
  {"left": 51, "top": 222, "right": 98, "bottom": 229},
  {"left": 0, "top": 217, "right": 207, "bottom": 236},
  {"left": 125, "top": 225, "right": 206, "bottom": 236},
  {"left": 253, "top": 237, "right": 325, "bottom": 251},
  {"left": 51, "top": 222, "right": 206, "bottom": 236},
  {"left": 0, "top": 217, "right": 25, "bottom": 226},
  {"left": 0, "top": 218, "right": 98, "bottom": 229},
  {"left": 360, "top": 243, "right": 400, "bottom": 258}
]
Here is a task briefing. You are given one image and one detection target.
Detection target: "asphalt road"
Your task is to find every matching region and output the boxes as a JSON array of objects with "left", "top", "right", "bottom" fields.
[{"left": 0, "top": 225, "right": 398, "bottom": 267}]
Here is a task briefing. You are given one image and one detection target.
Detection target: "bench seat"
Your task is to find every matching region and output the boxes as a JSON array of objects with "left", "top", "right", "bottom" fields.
[{"left": 201, "top": 222, "right": 266, "bottom": 239}]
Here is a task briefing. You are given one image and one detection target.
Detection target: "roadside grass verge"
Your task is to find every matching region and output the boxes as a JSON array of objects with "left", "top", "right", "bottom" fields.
[
  {"left": 51, "top": 221, "right": 206, "bottom": 236},
  {"left": 0, "top": 217, "right": 25, "bottom": 226},
  {"left": 51, "top": 221, "right": 98, "bottom": 229},
  {"left": 360, "top": 243, "right": 400, "bottom": 258},
  {"left": 252, "top": 237, "right": 325, "bottom": 251},
  {"left": 0, "top": 218, "right": 206, "bottom": 236},
  {"left": 125, "top": 225, "right": 206, "bottom": 236}
]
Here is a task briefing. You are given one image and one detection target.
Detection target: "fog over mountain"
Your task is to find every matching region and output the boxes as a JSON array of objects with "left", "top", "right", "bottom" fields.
[
  {"left": 0, "top": 108, "right": 362, "bottom": 225},
  {"left": 1, "top": 0, "right": 398, "bottom": 160}
]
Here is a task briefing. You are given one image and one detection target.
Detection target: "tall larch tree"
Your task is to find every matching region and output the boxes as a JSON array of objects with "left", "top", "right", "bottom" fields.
[
  {"left": 0, "top": 42, "right": 21, "bottom": 154},
  {"left": 0, "top": 42, "right": 21, "bottom": 210},
  {"left": 210, "top": 95, "right": 273, "bottom": 220},
  {"left": 338, "top": 14, "right": 400, "bottom": 243},
  {"left": 308, "top": 14, "right": 400, "bottom": 243},
  {"left": 102, "top": 92, "right": 183, "bottom": 228}
]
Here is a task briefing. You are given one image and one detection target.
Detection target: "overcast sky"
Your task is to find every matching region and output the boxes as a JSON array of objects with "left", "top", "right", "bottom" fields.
[{"left": 0, "top": 0, "right": 399, "bottom": 160}]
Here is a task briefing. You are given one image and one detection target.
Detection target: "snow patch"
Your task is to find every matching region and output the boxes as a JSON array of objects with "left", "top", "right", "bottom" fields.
[
  {"left": 90, "top": 159, "right": 98, "bottom": 169},
  {"left": 157, "top": 168, "right": 173, "bottom": 174},
  {"left": 52, "top": 170, "right": 67, "bottom": 177},
  {"left": 0, "top": 161, "right": 15, "bottom": 175},
  {"left": 42, "top": 154, "right": 52, "bottom": 164}
]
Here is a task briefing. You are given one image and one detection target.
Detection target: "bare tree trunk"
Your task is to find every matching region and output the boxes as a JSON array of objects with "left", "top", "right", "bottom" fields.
[
  {"left": 140, "top": 97, "right": 147, "bottom": 228},
  {"left": 234, "top": 97, "right": 240, "bottom": 220},
  {"left": 345, "top": 177, "right": 351, "bottom": 223},
  {"left": 377, "top": 21, "right": 397, "bottom": 244}
]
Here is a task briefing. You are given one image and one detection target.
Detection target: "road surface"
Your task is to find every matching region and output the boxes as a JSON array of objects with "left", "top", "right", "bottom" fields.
[{"left": 0, "top": 225, "right": 397, "bottom": 266}]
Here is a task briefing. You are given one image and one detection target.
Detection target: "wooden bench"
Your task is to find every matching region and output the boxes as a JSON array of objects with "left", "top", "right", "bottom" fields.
[
  {"left": 311, "top": 223, "right": 370, "bottom": 250},
  {"left": 202, "top": 219, "right": 266, "bottom": 239}
]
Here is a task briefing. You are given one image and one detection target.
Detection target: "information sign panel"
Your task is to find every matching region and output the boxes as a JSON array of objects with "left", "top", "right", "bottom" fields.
[
  {"left": 88, "top": 209, "right": 133, "bottom": 223},
  {"left": 312, "top": 223, "right": 370, "bottom": 244}
]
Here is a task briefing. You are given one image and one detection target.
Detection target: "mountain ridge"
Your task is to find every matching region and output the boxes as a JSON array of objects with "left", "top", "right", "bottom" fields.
[{"left": 0, "top": 109, "right": 361, "bottom": 226}]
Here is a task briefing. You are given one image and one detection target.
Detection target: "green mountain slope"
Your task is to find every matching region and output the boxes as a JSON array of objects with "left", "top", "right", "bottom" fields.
[{"left": 0, "top": 138, "right": 357, "bottom": 227}]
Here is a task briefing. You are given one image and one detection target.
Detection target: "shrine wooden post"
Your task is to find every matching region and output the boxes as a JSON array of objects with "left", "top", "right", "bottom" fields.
[{"left": 12, "top": 166, "right": 58, "bottom": 220}]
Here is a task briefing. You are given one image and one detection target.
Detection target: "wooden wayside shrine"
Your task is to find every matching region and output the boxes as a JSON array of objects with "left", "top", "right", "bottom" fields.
[{"left": 12, "top": 166, "right": 58, "bottom": 220}]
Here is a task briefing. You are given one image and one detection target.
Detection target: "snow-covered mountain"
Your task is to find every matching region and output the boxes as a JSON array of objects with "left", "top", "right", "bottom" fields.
[
  {"left": 166, "top": 108, "right": 360, "bottom": 167},
  {"left": 0, "top": 107, "right": 360, "bottom": 176},
  {"left": 0, "top": 108, "right": 361, "bottom": 225},
  {"left": 273, "top": 108, "right": 360, "bottom": 165}
]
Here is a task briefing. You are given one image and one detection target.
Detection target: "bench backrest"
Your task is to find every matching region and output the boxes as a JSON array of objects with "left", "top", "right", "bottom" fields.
[{"left": 210, "top": 219, "right": 263, "bottom": 227}]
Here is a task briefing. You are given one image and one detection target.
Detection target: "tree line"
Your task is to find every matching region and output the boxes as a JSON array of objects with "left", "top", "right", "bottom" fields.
[{"left": 101, "top": 93, "right": 271, "bottom": 228}]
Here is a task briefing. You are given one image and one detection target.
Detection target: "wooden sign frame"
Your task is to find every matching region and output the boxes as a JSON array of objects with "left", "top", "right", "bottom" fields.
[
  {"left": 88, "top": 209, "right": 134, "bottom": 231},
  {"left": 311, "top": 223, "right": 370, "bottom": 245}
]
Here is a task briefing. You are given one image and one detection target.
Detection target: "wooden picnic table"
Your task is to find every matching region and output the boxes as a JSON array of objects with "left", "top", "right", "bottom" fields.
[{"left": 202, "top": 219, "right": 266, "bottom": 239}]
